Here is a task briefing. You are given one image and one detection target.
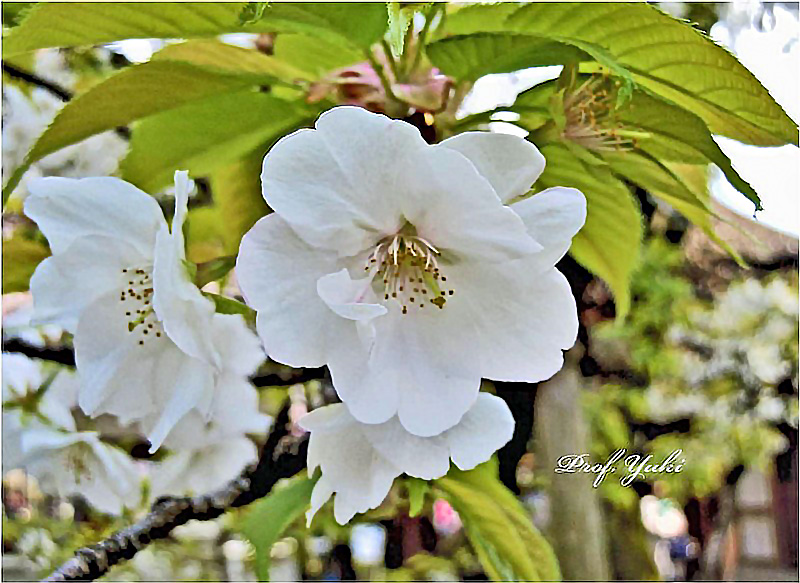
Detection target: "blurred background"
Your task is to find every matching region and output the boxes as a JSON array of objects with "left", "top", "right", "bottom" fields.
[{"left": 2, "top": 2, "right": 798, "bottom": 581}]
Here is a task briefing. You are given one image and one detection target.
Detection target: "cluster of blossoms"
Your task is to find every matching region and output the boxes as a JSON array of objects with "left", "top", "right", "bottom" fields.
[
  {"left": 2, "top": 50, "right": 127, "bottom": 202},
  {"left": 307, "top": 47, "right": 451, "bottom": 114},
  {"left": 18, "top": 105, "right": 584, "bottom": 524},
  {"left": 639, "top": 276, "right": 798, "bottom": 495},
  {"left": 662, "top": 277, "right": 798, "bottom": 419},
  {"left": 4, "top": 173, "right": 269, "bottom": 512}
]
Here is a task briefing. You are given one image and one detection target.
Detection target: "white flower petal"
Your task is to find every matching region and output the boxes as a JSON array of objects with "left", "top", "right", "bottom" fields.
[
  {"left": 145, "top": 354, "right": 215, "bottom": 453},
  {"left": 302, "top": 395, "right": 515, "bottom": 524},
  {"left": 399, "top": 145, "right": 541, "bottom": 263},
  {"left": 307, "top": 475, "right": 336, "bottom": 526},
  {"left": 20, "top": 430, "right": 140, "bottom": 515},
  {"left": 360, "top": 417, "right": 451, "bottom": 480},
  {"left": 304, "top": 405, "right": 402, "bottom": 525},
  {"left": 511, "top": 187, "right": 587, "bottom": 266},
  {"left": 450, "top": 261, "right": 578, "bottom": 383},
  {"left": 38, "top": 370, "right": 80, "bottom": 432},
  {"left": 24, "top": 176, "right": 164, "bottom": 256},
  {"left": 317, "top": 269, "right": 388, "bottom": 321},
  {"left": 261, "top": 106, "right": 426, "bottom": 256},
  {"left": 2, "top": 353, "right": 43, "bottom": 402},
  {"left": 74, "top": 292, "right": 160, "bottom": 421},
  {"left": 153, "top": 224, "right": 219, "bottom": 368},
  {"left": 445, "top": 393, "right": 515, "bottom": 471},
  {"left": 74, "top": 291, "right": 214, "bottom": 441},
  {"left": 171, "top": 170, "right": 192, "bottom": 237},
  {"left": 328, "top": 306, "right": 482, "bottom": 435},
  {"left": 29, "top": 235, "right": 148, "bottom": 332},
  {"left": 439, "top": 132, "right": 546, "bottom": 203},
  {"left": 150, "top": 438, "right": 259, "bottom": 498},
  {"left": 209, "top": 313, "right": 265, "bottom": 377},
  {"left": 237, "top": 214, "right": 346, "bottom": 368}
]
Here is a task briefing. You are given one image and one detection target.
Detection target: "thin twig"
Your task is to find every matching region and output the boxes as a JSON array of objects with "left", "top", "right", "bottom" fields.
[
  {"left": 2, "top": 62, "right": 131, "bottom": 140},
  {"left": 365, "top": 48, "right": 399, "bottom": 104},
  {"left": 2, "top": 62, "right": 72, "bottom": 102},
  {"left": 42, "top": 404, "right": 309, "bottom": 582}
]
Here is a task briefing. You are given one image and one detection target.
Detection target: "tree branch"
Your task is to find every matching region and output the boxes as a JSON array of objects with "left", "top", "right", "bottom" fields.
[
  {"left": 42, "top": 405, "right": 309, "bottom": 582},
  {"left": 2, "top": 62, "right": 73, "bottom": 102},
  {"left": 2, "top": 338, "right": 76, "bottom": 366},
  {"left": 2, "top": 62, "right": 131, "bottom": 140},
  {"left": 2, "top": 337, "right": 326, "bottom": 386}
]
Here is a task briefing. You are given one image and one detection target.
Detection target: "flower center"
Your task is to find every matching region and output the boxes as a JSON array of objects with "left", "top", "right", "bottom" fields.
[
  {"left": 118, "top": 267, "right": 163, "bottom": 345},
  {"left": 364, "top": 232, "right": 454, "bottom": 314},
  {"left": 562, "top": 76, "right": 641, "bottom": 152},
  {"left": 64, "top": 444, "right": 92, "bottom": 484}
]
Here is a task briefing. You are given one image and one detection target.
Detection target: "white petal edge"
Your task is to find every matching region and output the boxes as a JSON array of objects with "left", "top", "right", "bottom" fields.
[
  {"left": 24, "top": 176, "right": 164, "bottom": 256},
  {"left": 438, "top": 132, "right": 546, "bottom": 203}
]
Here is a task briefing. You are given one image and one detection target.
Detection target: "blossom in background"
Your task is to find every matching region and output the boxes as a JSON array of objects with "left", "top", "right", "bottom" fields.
[
  {"left": 25, "top": 171, "right": 265, "bottom": 451},
  {"left": 2, "top": 361, "right": 140, "bottom": 515},
  {"left": 301, "top": 393, "right": 514, "bottom": 524},
  {"left": 2, "top": 50, "right": 126, "bottom": 202},
  {"left": 238, "top": 106, "right": 585, "bottom": 438},
  {"left": 307, "top": 58, "right": 451, "bottom": 114}
]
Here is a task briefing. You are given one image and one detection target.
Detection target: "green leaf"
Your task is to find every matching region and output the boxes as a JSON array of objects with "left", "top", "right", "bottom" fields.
[
  {"left": 427, "top": 33, "right": 585, "bottom": 81},
  {"left": 515, "top": 79, "right": 761, "bottom": 209},
  {"left": 442, "top": 3, "right": 522, "bottom": 36},
  {"left": 405, "top": 478, "right": 429, "bottom": 518},
  {"left": 435, "top": 459, "right": 561, "bottom": 582},
  {"left": 2, "top": 61, "right": 264, "bottom": 203},
  {"left": 616, "top": 89, "right": 762, "bottom": 209},
  {"left": 535, "top": 144, "right": 642, "bottom": 318},
  {"left": 239, "top": 1, "right": 268, "bottom": 25},
  {"left": 153, "top": 39, "right": 314, "bottom": 83},
  {"left": 2, "top": 236, "right": 50, "bottom": 293},
  {"left": 4, "top": 2, "right": 388, "bottom": 55},
  {"left": 273, "top": 34, "right": 362, "bottom": 79},
  {"left": 237, "top": 474, "right": 316, "bottom": 581},
  {"left": 194, "top": 255, "right": 236, "bottom": 288},
  {"left": 252, "top": 2, "right": 388, "bottom": 49},
  {"left": 119, "top": 91, "right": 312, "bottom": 192},
  {"left": 204, "top": 293, "right": 256, "bottom": 325},
  {"left": 387, "top": 2, "right": 412, "bottom": 59},
  {"left": 504, "top": 3, "right": 797, "bottom": 145},
  {"left": 211, "top": 151, "right": 270, "bottom": 255}
]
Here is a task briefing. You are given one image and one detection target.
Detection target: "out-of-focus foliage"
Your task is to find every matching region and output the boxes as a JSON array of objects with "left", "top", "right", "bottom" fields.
[
  {"left": 237, "top": 474, "right": 317, "bottom": 580},
  {"left": 434, "top": 459, "right": 560, "bottom": 582},
  {"left": 588, "top": 239, "right": 798, "bottom": 504}
]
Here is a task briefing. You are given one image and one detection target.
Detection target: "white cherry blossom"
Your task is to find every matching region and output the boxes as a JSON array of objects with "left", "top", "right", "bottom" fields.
[
  {"left": 2, "top": 366, "right": 140, "bottom": 515},
  {"left": 300, "top": 392, "right": 514, "bottom": 525},
  {"left": 238, "top": 106, "right": 585, "bottom": 437},
  {"left": 149, "top": 371, "right": 270, "bottom": 498},
  {"left": 25, "top": 171, "right": 264, "bottom": 451}
]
